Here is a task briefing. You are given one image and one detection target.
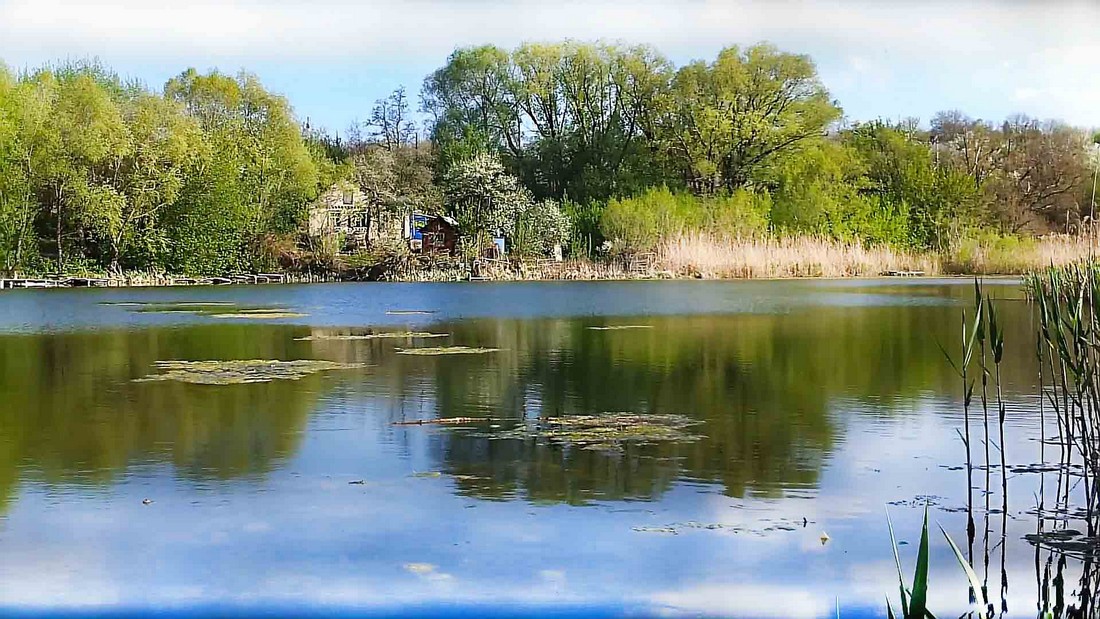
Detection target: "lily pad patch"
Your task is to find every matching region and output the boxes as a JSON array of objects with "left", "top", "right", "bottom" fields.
[
  {"left": 396, "top": 346, "right": 500, "bottom": 356},
  {"left": 296, "top": 332, "right": 449, "bottom": 341},
  {"left": 216, "top": 309, "right": 308, "bottom": 319},
  {"left": 135, "top": 359, "right": 362, "bottom": 385},
  {"left": 492, "top": 413, "right": 703, "bottom": 452}
]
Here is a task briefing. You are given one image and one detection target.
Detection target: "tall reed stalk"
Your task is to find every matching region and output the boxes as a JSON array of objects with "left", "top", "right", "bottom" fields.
[
  {"left": 1026, "top": 263, "right": 1100, "bottom": 484},
  {"left": 1026, "top": 262, "right": 1100, "bottom": 618}
]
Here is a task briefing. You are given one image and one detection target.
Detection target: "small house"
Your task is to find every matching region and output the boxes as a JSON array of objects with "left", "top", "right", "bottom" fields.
[
  {"left": 405, "top": 213, "right": 459, "bottom": 255},
  {"left": 307, "top": 181, "right": 370, "bottom": 248},
  {"left": 307, "top": 181, "right": 405, "bottom": 251}
]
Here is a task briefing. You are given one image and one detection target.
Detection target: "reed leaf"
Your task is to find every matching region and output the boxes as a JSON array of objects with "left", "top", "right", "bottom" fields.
[
  {"left": 908, "top": 506, "right": 930, "bottom": 619},
  {"left": 939, "top": 524, "right": 988, "bottom": 611},
  {"left": 886, "top": 507, "right": 910, "bottom": 618}
]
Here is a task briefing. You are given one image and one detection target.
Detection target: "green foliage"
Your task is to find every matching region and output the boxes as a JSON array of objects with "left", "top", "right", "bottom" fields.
[
  {"left": 600, "top": 186, "right": 769, "bottom": 252},
  {"left": 845, "top": 121, "right": 981, "bottom": 249},
  {"left": 767, "top": 140, "right": 909, "bottom": 245},
  {"left": 562, "top": 199, "right": 605, "bottom": 258},
  {"left": 885, "top": 506, "right": 930, "bottom": 619},
  {"left": 423, "top": 42, "right": 672, "bottom": 202},
  {"left": 657, "top": 44, "right": 841, "bottom": 193},
  {"left": 886, "top": 506, "right": 989, "bottom": 619},
  {"left": 0, "top": 63, "right": 328, "bottom": 276}
]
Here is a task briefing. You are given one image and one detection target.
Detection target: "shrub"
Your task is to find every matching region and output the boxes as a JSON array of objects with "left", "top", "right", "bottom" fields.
[{"left": 599, "top": 186, "right": 769, "bottom": 253}]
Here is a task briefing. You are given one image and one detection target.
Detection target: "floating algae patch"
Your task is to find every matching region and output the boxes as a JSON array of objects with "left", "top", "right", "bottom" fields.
[
  {"left": 395, "top": 346, "right": 500, "bottom": 356},
  {"left": 393, "top": 417, "right": 490, "bottom": 426},
  {"left": 386, "top": 310, "right": 436, "bottom": 315},
  {"left": 103, "top": 301, "right": 234, "bottom": 307},
  {"left": 216, "top": 309, "right": 308, "bottom": 319},
  {"left": 1025, "top": 529, "right": 1100, "bottom": 559},
  {"left": 586, "top": 325, "right": 654, "bottom": 331},
  {"left": 295, "top": 332, "right": 449, "bottom": 341},
  {"left": 632, "top": 518, "right": 808, "bottom": 536},
  {"left": 135, "top": 359, "right": 362, "bottom": 385},
  {"left": 492, "top": 413, "right": 703, "bottom": 452},
  {"left": 117, "top": 302, "right": 241, "bottom": 314}
]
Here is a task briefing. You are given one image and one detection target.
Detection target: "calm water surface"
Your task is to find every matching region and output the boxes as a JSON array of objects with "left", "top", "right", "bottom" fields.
[{"left": 0, "top": 280, "right": 1069, "bottom": 617}]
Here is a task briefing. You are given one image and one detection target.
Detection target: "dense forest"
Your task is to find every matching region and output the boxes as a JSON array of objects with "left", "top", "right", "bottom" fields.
[{"left": 0, "top": 42, "right": 1097, "bottom": 276}]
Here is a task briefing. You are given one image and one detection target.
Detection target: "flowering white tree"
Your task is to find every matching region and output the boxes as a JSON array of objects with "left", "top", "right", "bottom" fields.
[
  {"left": 442, "top": 153, "right": 530, "bottom": 238},
  {"left": 443, "top": 153, "right": 572, "bottom": 257}
]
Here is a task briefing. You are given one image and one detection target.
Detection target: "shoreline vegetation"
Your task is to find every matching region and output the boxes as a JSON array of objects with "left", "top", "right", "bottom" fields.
[
  {"left": 2, "top": 232, "right": 1096, "bottom": 287},
  {"left": 2, "top": 42, "right": 1099, "bottom": 284}
]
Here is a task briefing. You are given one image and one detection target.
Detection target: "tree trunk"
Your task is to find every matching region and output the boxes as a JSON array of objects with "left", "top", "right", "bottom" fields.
[{"left": 55, "top": 206, "right": 63, "bottom": 272}]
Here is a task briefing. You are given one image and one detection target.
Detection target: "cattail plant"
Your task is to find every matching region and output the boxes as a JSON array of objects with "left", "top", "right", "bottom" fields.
[{"left": 1027, "top": 263, "right": 1100, "bottom": 493}]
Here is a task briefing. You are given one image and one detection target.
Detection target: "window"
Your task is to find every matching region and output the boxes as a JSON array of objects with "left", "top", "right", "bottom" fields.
[{"left": 342, "top": 190, "right": 354, "bottom": 205}]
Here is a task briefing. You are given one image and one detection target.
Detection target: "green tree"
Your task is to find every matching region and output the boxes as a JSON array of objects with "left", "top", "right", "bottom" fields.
[
  {"left": 0, "top": 63, "right": 37, "bottom": 275},
  {"left": 845, "top": 121, "right": 979, "bottom": 249},
  {"left": 99, "top": 95, "right": 204, "bottom": 269},
  {"left": 655, "top": 44, "right": 841, "bottom": 193},
  {"left": 423, "top": 42, "right": 672, "bottom": 202},
  {"left": 163, "top": 69, "right": 320, "bottom": 273}
]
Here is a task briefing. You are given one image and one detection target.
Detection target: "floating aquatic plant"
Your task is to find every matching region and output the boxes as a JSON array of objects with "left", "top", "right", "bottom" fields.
[
  {"left": 586, "top": 325, "right": 654, "bottom": 331},
  {"left": 632, "top": 518, "right": 805, "bottom": 536},
  {"left": 386, "top": 310, "right": 436, "bottom": 315},
  {"left": 295, "top": 332, "right": 449, "bottom": 341},
  {"left": 493, "top": 413, "right": 703, "bottom": 452},
  {"left": 102, "top": 301, "right": 237, "bottom": 308},
  {"left": 395, "top": 346, "right": 500, "bottom": 355},
  {"left": 393, "top": 417, "right": 489, "bottom": 426},
  {"left": 1025, "top": 529, "right": 1100, "bottom": 560},
  {"left": 135, "top": 359, "right": 362, "bottom": 385},
  {"left": 130, "top": 303, "right": 242, "bottom": 314},
  {"left": 216, "top": 310, "right": 308, "bottom": 319}
]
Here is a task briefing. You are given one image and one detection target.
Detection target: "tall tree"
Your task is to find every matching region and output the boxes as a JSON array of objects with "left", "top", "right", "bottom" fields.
[
  {"left": 423, "top": 42, "right": 671, "bottom": 202},
  {"left": 988, "top": 116, "right": 1089, "bottom": 232},
  {"left": 164, "top": 69, "right": 319, "bottom": 271},
  {"left": 655, "top": 44, "right": 841, "bottom": 193},
  {"left": 369, "top": 86, "right": 417, "bottom": 150},
  {"left": 845, "top": 120, "right": 979, "bottom": 249}
]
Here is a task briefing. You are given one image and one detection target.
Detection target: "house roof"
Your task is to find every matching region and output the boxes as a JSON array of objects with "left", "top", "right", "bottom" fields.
[{"left": 414, "top": 212, "right": 460, "bottom": 228}]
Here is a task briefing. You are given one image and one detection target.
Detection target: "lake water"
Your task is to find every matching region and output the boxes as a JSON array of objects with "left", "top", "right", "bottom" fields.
[{"left": 0, "top": 279, "right": 1085, "bottom": 618}]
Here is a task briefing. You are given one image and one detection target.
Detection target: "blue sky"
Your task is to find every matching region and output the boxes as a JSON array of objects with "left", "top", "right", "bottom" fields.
[{"left": 1, "top": 0, "right": 1098, "bottom": 135}]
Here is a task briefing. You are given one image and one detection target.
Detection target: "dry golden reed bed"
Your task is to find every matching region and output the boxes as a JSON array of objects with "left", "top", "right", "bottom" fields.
[{"left": 656, "top": 232, "right": 1099, "bottom": 279}]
